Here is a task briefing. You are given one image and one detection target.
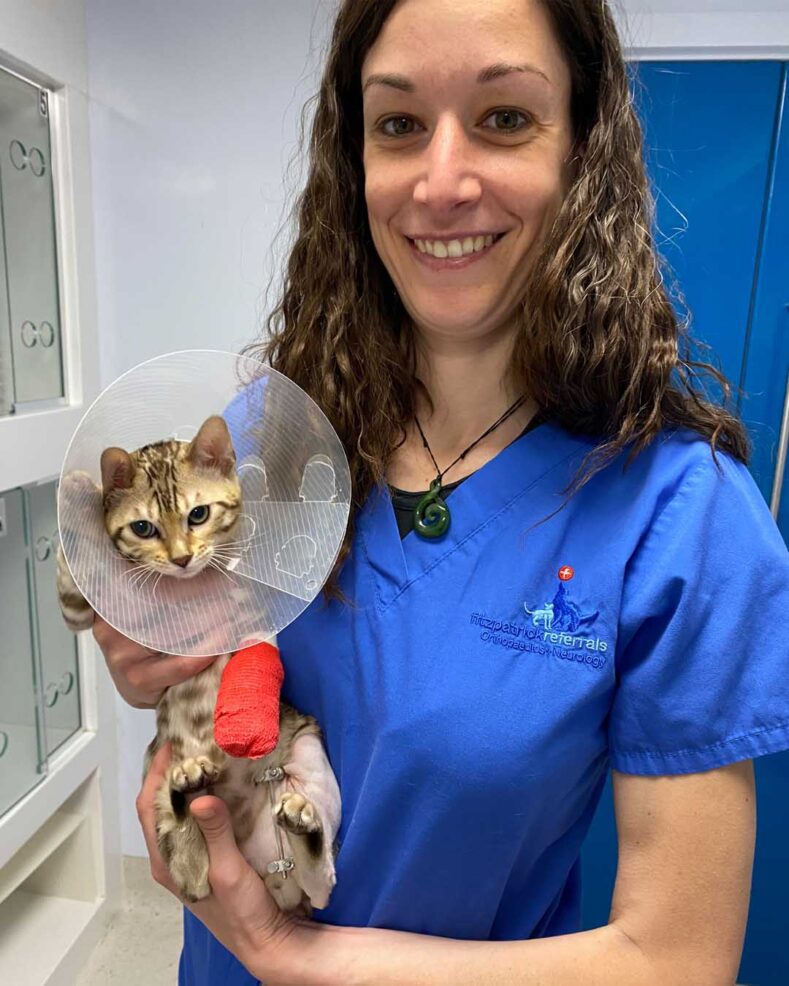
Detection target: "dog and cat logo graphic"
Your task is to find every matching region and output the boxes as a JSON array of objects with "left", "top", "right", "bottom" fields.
[
  {"left": 470, "top": 564, "right": 609, "bottom": 669},
  {"left": 523, "top": 565, "right": 598, "bottom": 633}
]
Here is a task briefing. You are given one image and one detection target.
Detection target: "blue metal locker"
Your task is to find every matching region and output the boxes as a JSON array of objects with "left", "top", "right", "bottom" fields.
[
  {"left": 740, "top": 65, "right": 789, "bottom": 530},
  {"left": 738, "top": 63, "right": 789, "bottom": 986},
  {"left": 636, "top": 61, "right": 782, "bottom": 393},
  {"left": 580, "top": 61, "right": 789, "bottom": 986}
]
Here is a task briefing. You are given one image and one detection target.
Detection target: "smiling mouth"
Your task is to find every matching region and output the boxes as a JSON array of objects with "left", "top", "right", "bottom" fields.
[{"left": 406, "top": 231, "right": 506, "bottom": 262}]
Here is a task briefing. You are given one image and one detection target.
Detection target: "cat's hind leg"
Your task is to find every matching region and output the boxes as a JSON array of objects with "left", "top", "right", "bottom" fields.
[
  {"left": 153, "top": 779, "right": 211, "bottom": 902},
  {"left": 272, "top": 790, "right": 329, "bottom": 908},
  {"left": 274, "top": 732, "right": 341, "bottom": 910},
  {"left": 149, "top": 754, "right": 225, "bottom": 903}
]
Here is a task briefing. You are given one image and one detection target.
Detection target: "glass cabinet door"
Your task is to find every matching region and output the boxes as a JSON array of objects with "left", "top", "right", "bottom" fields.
[
  {"left": 25, "top": 480, "right": 81, "bottom": 755},
  {"left": 0, "top": 67, "right": 63, "bottom": 404},
  {"left": 0, "top": 487, "right": 45, "bottom": 815},
  {"left": 0, "top": 195, "right": 12, "bottom": 415}
]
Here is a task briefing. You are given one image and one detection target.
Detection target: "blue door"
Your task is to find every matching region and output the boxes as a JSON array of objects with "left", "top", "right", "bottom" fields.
[
  {"left": 740, "top": 66, "right": 789, "bottom": 530},
  {"left": 580, "top": 61, "right": 789, "bottom": 986},
  {"left": 735, "top": 63, "right": 789, "bottom": 986}
]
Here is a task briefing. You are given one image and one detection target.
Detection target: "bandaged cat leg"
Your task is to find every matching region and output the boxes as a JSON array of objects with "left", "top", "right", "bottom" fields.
[{"left": 213, "top": 639, "right": 284, "bottom": 759}]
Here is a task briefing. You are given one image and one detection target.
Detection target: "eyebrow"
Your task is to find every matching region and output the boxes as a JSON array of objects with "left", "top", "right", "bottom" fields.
[{"left": 362, "top": 62, "right": 551, "bottom": 95}]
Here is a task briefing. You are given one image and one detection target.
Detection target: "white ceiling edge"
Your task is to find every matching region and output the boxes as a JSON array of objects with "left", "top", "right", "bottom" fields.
[{"left": 615, "top": 9, "right": 789, "bottom": 59}]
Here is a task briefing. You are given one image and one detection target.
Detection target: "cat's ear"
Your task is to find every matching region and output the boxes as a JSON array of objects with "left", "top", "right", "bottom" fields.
[
  {"left": 187, "top": 415, "right": 236, "bottom": 476},
  {"left": 100, "top": 447, "right": 135, "bottom": 495}
]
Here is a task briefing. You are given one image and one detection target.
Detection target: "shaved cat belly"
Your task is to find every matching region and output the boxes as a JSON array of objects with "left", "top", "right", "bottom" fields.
[
  {"left": 236, "top": 734, "right": 341, "bottom": 912},
  {"left": 231, "top": 771, "right": 304, "bottom": 912}
]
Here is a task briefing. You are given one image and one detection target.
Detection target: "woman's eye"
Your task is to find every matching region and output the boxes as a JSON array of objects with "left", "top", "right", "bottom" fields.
[
  {"left": 188, "top": 505, "right": 210, "bottom": 525},
  {"left": 482, "top": 108, "right": 532, "bottom": 134},
  {"left": 130, "top": 520, "right": 157, "bottom": 539},
  {"left": 376, "top": 109, "right": 531, "bottom": 139},
  {"left": 377, "top": 115, "right": 419, "bottom": 138}
]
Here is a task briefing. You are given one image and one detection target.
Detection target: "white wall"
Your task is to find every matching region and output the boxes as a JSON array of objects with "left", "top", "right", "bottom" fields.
[
  {"left": 84, "top": 0, "right": 789, "bottom": 856},
  {"left": 616, "top": 1, "right": 789, "bottom": 58},
  {"left": 86, "top": 0, "right": 335, "bottom": 386}
]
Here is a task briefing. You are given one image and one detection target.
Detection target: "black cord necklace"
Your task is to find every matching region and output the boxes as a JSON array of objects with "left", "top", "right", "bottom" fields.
[{"left": 412, "top": 395, "right": 529, "bottom": 539}]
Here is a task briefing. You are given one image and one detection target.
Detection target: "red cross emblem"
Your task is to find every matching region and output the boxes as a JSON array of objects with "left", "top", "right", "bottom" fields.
[{"left": 558, "top": 565, "right": 574, "bottom": 581}]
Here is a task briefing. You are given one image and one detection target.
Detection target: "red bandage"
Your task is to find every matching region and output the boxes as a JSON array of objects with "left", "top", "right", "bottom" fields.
[{"left": 213, "top": 641, "right": 284, "bottom": 759}]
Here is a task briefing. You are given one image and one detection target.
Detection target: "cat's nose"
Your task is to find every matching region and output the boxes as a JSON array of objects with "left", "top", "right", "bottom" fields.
[{"left": 171, "top": 554, "right": 193, "bottom": 568}]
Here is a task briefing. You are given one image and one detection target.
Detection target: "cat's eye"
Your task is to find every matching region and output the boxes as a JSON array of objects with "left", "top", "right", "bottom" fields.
[
  {"left": 188, "top": 505, "right": 210, "bottom": 525},
  {"left": 130, "top": 520, "right": 158, "bottom": 539}
]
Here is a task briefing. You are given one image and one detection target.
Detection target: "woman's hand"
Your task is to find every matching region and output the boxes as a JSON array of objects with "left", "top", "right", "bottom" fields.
[
  {"left": 93, "top": 615, "right": 218, "bottom": 708},
  {"left": 138, "top": 744, "right": 304, "bottom": 983}
]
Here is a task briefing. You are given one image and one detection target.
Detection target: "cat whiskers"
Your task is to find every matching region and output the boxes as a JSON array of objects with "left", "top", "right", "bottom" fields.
[
  {"left": 128, "top": 566, "right": 159, "bottom": 590},
  {"left": 149, "top": 571, "right": 164, "bottom": 597},
  {"left": 211, "top": 536, "right": 258, "bottom": 553},
  {"left": 210, "top": 549, "right": 244, "bottom": 565},
  {"left": 121, "top": 563, "right": 149, "bottom": 580},
  {"left": 207, "top": 557, "right": 236, "bottom": 583},
  {"left": 127, "top": 567, "right": 151, "bottom": 589}
]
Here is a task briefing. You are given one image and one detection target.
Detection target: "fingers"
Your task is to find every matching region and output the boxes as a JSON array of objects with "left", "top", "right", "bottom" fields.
[
  {"left": 93, "top": 615, "right": 157, "bottom": 657},
  {"left": 93, "top": 615, "right": 219, "bottom": 707},
  {"left": 125, "top": 653, "right": 219, "bottom": 700},
  {"left": 157, "top": 653, "right": 221, "bottom": 686}
]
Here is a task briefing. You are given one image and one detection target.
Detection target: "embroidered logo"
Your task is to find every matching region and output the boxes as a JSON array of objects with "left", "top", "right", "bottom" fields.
[
  {"left": 524, "top": 578, "right": 599, "bottom": 635},
  {"left": 470, "top": 566, "right": 608, "bottom": 670}
]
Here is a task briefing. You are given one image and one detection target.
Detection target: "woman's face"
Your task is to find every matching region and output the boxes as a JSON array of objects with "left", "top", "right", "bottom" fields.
[{"left": 361, "top": 0, "right": 574, "bottom": 347}]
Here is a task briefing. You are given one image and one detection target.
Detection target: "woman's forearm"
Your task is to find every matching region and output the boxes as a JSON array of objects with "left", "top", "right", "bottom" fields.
[{"left": 265, "top": 919, "right": 659, "bottom": 986}]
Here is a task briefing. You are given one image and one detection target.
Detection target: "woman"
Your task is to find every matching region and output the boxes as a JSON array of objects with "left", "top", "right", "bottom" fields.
[{"left": 97, "top": 0, "right": 789, "bottom": 982}]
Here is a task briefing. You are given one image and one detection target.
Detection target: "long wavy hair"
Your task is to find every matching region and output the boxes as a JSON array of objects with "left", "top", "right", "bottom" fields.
[{"left": 244, "top": 0, "right": 751, "bottom": 598}]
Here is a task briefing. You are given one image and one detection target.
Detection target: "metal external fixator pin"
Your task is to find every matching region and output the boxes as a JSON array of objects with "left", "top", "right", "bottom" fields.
[
  {"left": 257, "top": 766, "right": 285, "bottom": 783},
  {"left": 266, "top": 857, "right": 295, "bottom": 875}
]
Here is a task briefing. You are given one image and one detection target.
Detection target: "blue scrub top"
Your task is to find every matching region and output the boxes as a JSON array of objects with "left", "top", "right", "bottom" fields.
[{"left": 180, "top": 419, "right": 789, "bottom": 984}]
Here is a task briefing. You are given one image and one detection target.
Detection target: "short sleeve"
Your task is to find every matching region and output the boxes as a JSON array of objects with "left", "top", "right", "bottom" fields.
[{"left": 609, "top": 449, "right": 789, "bottom": 775}]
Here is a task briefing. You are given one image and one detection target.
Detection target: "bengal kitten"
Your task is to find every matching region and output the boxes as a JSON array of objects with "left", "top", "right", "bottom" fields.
[{"left": 56, "top": 415, "right": 340, "bottom": 910}]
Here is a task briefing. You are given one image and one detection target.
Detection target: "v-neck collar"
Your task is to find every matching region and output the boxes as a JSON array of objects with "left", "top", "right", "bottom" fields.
[{"left": 357, "top": 420, "right": 594, "bottom": 609}]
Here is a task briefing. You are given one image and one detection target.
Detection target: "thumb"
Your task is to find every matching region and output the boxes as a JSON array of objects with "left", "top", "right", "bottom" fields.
[
  {"left": 190, "top": 795, "right": 236, "bottom": 853},
  {"left": 190, "top": 796, "right": 259, "bottom": 902}
]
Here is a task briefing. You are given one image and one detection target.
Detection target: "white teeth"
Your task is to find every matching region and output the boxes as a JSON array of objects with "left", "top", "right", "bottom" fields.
[{"left": 414, "top": 234, "right": 499, "bottom": 258}]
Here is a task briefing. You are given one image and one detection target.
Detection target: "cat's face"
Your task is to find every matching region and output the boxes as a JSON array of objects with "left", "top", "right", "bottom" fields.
[{"left": 100, "top": 415, "right": 242, "bottom": 579}]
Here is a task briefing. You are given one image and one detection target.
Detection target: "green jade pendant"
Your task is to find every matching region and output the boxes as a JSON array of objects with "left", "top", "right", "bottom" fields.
[{"left": 414, "top": 478, "right": 450, "bottom": 539}]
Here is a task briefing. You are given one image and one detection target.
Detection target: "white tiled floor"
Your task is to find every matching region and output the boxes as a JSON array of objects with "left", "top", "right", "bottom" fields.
[{"left": 75, "top": 856, "right": 183, "bottom": 985}]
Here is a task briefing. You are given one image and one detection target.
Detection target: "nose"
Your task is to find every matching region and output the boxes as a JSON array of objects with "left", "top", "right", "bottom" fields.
[
  {"left": 171, "top": 554, "right": 192, "bottom": 568},
  {"left": 413, "top": 115, "right": 482, "bottom": 211}
]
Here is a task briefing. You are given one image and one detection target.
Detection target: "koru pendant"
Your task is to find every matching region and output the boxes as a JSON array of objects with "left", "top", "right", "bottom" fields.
[{"left": 414, "top": 478, "right": 450, "bottom": 539}]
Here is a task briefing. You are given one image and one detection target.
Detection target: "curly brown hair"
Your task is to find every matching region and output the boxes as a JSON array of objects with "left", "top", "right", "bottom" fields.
[{"left": 244, "top": 0, "right": 751, "bottom": 597}]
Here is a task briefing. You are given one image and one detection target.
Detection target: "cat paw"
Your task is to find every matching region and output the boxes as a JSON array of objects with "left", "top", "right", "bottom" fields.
[
  {"left": 273, "top": 792, "right": 321, "bottom": 835},
  {"left": 169, "top": 757, "right": 221, "bottom": 792},
  {"left": 60, "top": 469, "right": 100, "bottom": 495},
  {"left": 62, "top": 468, "right": 96, "bottom": 485}
]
